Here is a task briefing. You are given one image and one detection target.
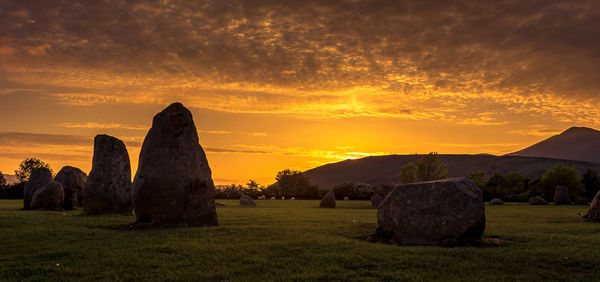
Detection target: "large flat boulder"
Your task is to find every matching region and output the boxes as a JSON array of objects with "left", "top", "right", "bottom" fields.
[
  {"left": 133, "top": 103, "right": 218, "bottom": 226},
  {"left": 23, "top": 167, "right": 53, "bottom": 209},
  {"left": 376, "top": 178, "right": 485, "bottom": 246},
  {"left": 31, "top": 181, "right": 64, "bottom": 210},
  {"left": 320, "top": 190, "right": 336, "bottom": 208},
  {"left": 54, "top": 166, "right": 87, "bottom": 210},
  {"left": 83, "top": 134, "right": 133, "bottom": 215}
]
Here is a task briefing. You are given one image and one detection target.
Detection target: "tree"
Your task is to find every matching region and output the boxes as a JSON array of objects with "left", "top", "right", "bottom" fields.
[
  {"left": 14, "top": 158, "right": 53, "bottom": 183},
  {"left": 398, "top": 152, "right": 448, "bottom": 184},
  {"left": 582, "top": 168, "right": 600, "bottom": 200},
  {"left": 0, "top": 171, "right": 6, "bottom": 187},
  {"left": 246, "top": 179, "right": 259, "bottom": 189},
  {"left": 468, "top": 171, "right": 486, "bottom": 189},
  {"left": 540, "top": 165, "right": 583, "bottom": 200},
  {"left": 399, "top": 163, "right": 417, "bottom": 184},
  {"left": 274, "top": 169, "right": 318, "bottom": 199}
]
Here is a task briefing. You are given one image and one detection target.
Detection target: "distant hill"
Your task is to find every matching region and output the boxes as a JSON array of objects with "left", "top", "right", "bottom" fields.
[
  {"left": 507, "top": 127, "right": 600, "bottom": 163},
  {"left": 1, "top": 174, "right": 18, "bottom": 185},
  {"left": 303, "top": 154, "right": 600, "bottom": 188}
]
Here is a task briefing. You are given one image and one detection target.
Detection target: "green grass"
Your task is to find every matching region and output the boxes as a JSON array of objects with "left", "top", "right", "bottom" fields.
[{"left": 0, "top": 200, "right": 598, "bottom": 281}]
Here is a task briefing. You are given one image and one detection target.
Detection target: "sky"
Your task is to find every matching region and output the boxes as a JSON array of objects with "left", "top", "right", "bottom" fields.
[{"left": 1, "top": 0, "right": 599, "bottom": 185}]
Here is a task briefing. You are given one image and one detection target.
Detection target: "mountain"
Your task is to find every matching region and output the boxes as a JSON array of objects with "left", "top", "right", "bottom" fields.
[
  {"left": 303, "top": 154, "right": 600, "bottom": 188},
  {"left": 1, "top": 174, "right": 18, "bottom": 185},
  {"left": 507, "top": 127, "right": 600, "bottom": 163}
]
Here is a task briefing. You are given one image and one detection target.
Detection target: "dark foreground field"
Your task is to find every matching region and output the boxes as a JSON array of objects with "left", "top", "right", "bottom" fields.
[{"left": 0, "top": 200, "right": 598, "bottom": 281}]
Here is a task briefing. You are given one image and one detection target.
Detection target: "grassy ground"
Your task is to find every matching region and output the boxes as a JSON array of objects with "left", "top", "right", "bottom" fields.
[{"left": 0, "top": 200, "right": 598, "bottom": 281}]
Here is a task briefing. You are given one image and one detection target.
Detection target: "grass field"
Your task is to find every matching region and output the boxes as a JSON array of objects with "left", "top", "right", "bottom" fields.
[{"left": 0, "top": 199, "right": 599, "bottom": 281}]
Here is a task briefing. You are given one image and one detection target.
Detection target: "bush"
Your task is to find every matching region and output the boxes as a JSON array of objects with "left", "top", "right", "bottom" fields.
[
  {"left": 0, "top": 182, "right": 24, "bottom": 199},
  {"left": 332, "top": 182, "right": 373, "bottom": 200}
]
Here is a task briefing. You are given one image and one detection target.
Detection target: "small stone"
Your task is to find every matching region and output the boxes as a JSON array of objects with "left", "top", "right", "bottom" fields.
[
  {"left": 240, "top": 194, "right": 256, "bottom": 206},
  {"left": 320, "top": 190, "right": 336, "bottom": 208},
  {"left": 31, "top": 181, "right": 64, "bottom": 210}
]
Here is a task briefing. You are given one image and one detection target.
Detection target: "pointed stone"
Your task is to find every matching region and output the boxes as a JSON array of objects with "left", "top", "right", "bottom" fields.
[
  {"left": 320, "top": 190, "right": 336, "bottom": 208},
  {"left": 23, "top": 167, "right": 52, "bottom": 209},
  {"left": 133, "top": 103, "right": 218, "bottom": 226},
  {"left": 83, "top": 134, "right": 133, "bottom": 215}
]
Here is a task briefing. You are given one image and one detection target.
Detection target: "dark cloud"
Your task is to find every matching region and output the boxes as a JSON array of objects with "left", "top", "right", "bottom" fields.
[
  {"left": 204, "top": 146, "right": 269, "bottom": 154},
  {"left": 0, "top": 132, "right": 140, "bottom": 147},
  {"left": 0, "top": 0, "right": 599, "bottom": 98}
]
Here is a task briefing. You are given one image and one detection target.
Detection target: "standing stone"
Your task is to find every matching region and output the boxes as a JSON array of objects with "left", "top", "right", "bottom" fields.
[
  {"left": 133, "top": 103, "right": 218, "bottom": 226},
  {"left": 554, "top": 186, "right": 571, "bottom": 205},
  {"left": 31, "top": 181, "right": 64, "bottom": 210},
  {"left": 320, "top": 190, "right": 336, "bottom": 208},
  {"left": 84, "top": 134, "right": 133, "bottom": 215},
  {"left": 23, "top": 167, "right": 53, "bottom": 209},
  {"left": 215, "top": 201, "right": 226, "bottom": 206},
  {"left": 54, "top": 166, "right": 87, "bottom": 210},
  {"left": 371, "top": 193, "right": 384, "bottom": 207},
  {"left": 258, "top": 195, "right": 266, "bottom": 200},
  {"left": 584, "top": 190, "right": 600, "bottom": 220},
  {"left": 240, "top": 194, "right": 256, "bottom": 206},
  {"left": 344, "top": 196, "right": 350, "bottom": 201},
  {"left": 489, "top": 198, "right": 504, "bottom": 205},
  {"left": 528, "top": 196, "right": 548, "bottom": 205},
  {"left": 377, "top": 178, "right": 485, "bottom": 246}
]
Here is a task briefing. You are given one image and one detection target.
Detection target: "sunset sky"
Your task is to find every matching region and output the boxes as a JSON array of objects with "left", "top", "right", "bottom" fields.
[{"left": 1, "top": 0, "right": 599, "bottom": 184}]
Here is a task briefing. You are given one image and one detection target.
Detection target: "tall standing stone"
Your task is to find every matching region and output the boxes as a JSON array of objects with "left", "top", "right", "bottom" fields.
[
  {"left": 133, "top": 103, "right": 218, "bottom": 226},
  {"left": 31, "top": 181, "right": 64, "bottom": 210},
  {"left": 54, "top": 166, "right": 87, "bottom": 210},
  {"left": 554, "top": 186, "right": 571, "bottom": 205},
  {"left": 83, "top": 134, "right": 133, "bottom": 215},
  {"left": 23, "top": 167, "right": 53, "bottom": 209},
  {"left": 584, "top": 190, "right": 600, "bottom": 220},
  {"left": 320, "top": 190, "right": 336, "bottom": 208},
  {"left": 377, "top": 178, "right": 485, "bottom": 246}
]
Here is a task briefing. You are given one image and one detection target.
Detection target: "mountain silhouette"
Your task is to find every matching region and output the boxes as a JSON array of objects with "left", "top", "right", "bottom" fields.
[
  {"left": 304, "top": 154, "right": 600, "bottom": 188},
  {"left": 506, "top": 127, "right": 600, "bottom": 163}
]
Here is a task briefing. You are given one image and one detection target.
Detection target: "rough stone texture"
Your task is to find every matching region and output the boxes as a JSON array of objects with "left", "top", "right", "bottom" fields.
[
  {"left": 377, "top": 178, "right": 485, "bottom": 246},
  {"left": 489, "top": 198, "right": 504, "bottom": 205},
  {"left": 31, "top": 181, "right": 64, "bottom": 210},
  {"left": 584, "top": 190, "right": 600, "bottom": 220},
  {"left": 133, "top": 103, "right": 218, "bottom": 226},
  {"left": 528, "top": 196, "right": 548, "bottom": 205},
  {"left": 320, "top": 190, "right": 336, "bottom": 208},
  {"left": 84, "top": 134, "right": 133, "bottom": 215},
  {"left": 54, "top": 166, "right": 87, "bottom": 210},
  {"left": 240, "top": 194, "right": 256, "bottom": 206},
  {"left": 554, "top": 186, "right": 571, "bottom": 205},
  {"left": 23, "top": 167, "right": 53, "bottom": 209},
  {"left": 371, "top": 193, "right": 384, "bottom": 207}
]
